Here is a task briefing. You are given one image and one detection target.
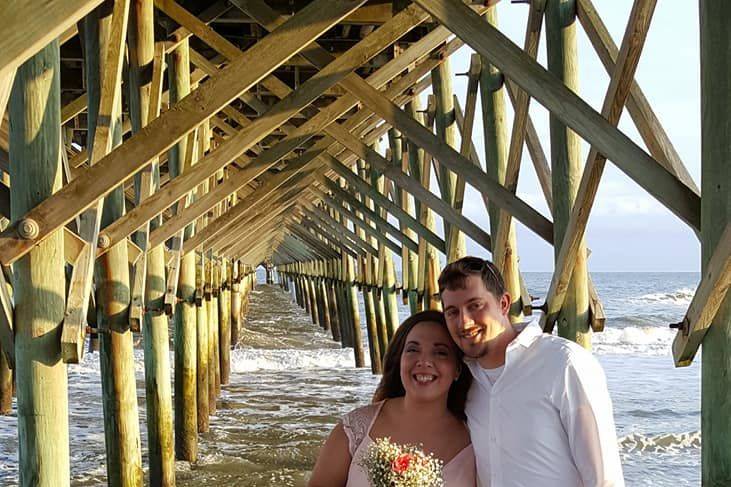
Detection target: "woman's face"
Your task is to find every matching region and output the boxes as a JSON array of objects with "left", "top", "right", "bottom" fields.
[{"left": 399, "top": 321, "right": 461, "bottom": 404}]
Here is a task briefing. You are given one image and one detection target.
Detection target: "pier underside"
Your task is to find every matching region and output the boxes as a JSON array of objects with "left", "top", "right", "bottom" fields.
[{"left": 0, "top": 0, "right": 730, "bottom": 485}]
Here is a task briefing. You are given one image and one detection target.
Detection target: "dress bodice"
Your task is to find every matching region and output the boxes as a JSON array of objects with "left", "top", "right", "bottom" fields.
[{"left": 341, "top": 401, "right": 476, "bottom": 487}]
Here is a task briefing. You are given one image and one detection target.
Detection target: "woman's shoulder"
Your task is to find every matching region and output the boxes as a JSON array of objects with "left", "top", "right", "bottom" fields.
[{"left": 341, "top": 401, "right": 385, "bottom": 455}]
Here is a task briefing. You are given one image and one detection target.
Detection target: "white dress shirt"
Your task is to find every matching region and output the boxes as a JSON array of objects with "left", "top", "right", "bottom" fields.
[{"left": 465, "top": 319, "right": 625, "bottom": 487}]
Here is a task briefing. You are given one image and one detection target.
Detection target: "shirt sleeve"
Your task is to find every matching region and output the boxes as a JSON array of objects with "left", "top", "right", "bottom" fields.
[{"left": 559, "top": 352, "right": 625, "bottom": 487}]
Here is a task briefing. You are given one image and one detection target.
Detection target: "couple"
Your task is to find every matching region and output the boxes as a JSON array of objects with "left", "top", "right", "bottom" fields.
[{"left": 309, "top": 256, "right": 625, "bottom": 487}]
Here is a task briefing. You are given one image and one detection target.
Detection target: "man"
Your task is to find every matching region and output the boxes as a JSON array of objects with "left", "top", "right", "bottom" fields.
[{"left": 439, "top": 256, "right": 624, "bottom": 487}]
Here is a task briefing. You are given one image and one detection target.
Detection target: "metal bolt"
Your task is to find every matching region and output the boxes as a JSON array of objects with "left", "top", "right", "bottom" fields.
[
  {"left": 97, "top": 234, "right": 111, "bottom": 249},
  {"left": 17, "top": 218, "right": 39, "bottom": 240}
]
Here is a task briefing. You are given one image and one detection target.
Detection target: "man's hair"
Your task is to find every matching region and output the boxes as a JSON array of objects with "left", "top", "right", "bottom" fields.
[{"left": 438, "top": 256, "right": 506, "bottom": 298}]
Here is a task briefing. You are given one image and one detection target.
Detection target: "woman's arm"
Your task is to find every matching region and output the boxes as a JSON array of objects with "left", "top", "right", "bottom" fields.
[{"left": 308, "top": 422, "right": 352, "bottom": 487}]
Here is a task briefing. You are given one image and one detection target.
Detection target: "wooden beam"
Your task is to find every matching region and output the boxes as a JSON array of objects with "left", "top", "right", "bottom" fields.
[
  {"left": 541, "top": 0, "right": 657, "bottom": 333},
  {"left": 324, "top": 156, "right": 447, "bottom": 253},
  {"left": 62, "top": 0, "right": 130, "bottom": 364},
  {"left": 413, "top": 0, "right": 700, "bottom": 232},
  {"left": 325, "top": 120, "right": 498, "bottom": 251},
  {"left": 98, "top": 1, "right": 424, "bottom": 251},
  {"left": 335, "top": 64, "right": 553, "bottom": 245},
  {"left": 1, "top": 0, "right": 104, "bottom": 79},
  {"left": 0, "top": 0, "right": 366, "bottom": 265},
  {"left": 577, "top": 0, "right": 698, "bottom": 194},
  {"left": 315, "top": 185, "right": 419, "bottom": 253},
  {"left": 672, "top": 223, "right": 731, "bottom": 366}
]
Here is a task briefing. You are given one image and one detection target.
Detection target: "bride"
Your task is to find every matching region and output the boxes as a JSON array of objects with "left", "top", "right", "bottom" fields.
[{"left": 308, "top": 310, "right": 476, "bottom": 486}]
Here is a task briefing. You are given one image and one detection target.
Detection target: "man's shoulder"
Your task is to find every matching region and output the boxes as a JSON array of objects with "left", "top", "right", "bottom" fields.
[{"left": 530, "top": 330, "right": 601, "bottom": 370}]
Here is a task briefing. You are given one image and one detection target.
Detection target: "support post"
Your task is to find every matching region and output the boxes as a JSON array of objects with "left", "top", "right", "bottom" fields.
[
  {"left": 345, "top": 255, "right": 365, "bottom": 367},
  {"left": 700, "top": 1, "right": 731, "bottom": 482},
  {"left": 479, "top": 11, "right": 524, "bottom": 321},
  {"left": 546, "top": 0, "right": 590, "bottom": 347},
  {"left": 219, "top": 260, "right": 231, "bottom": 385},
  {"left": 128, "top": 0, "right": 177, "bottom": 476},
  {"left": 83, "top": 4, "right": 143, "bottom": 483},
  {"left": 195, "top": 252, "right": 209, "bottom": 432},
  {"left": 10, "top": 39, "right": 71, "bottom": 487}
]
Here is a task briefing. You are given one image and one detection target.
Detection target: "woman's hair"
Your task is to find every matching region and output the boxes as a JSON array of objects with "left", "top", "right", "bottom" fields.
[{"left": 372, "top": 310, "right": 472, "bottom": 421}]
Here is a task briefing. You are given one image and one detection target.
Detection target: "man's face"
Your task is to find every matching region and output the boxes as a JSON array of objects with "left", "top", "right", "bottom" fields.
[{"left": 440, "top": 274, "right": 511, "bottom": 360}]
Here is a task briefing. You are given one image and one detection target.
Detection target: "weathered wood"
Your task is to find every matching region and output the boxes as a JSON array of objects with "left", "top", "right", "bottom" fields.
[
  {"left": 62, "top": 0, "right": 129, "bottom": 365},
  {"left": 345, "top": 255, "right": 365, "bottom": 367},
  {"left": 672, "top": 223, "right": 731, "bottom": 366},
  {"left": 219, "top": 260, "right": 232, "bottom": 385},
  {"left": 322, "top": 127, "right": 495, "bottom": 251},
  {"left": 128, "top": 2, "right": 178, "bottom": 478},
  {"left": 431, "top": 60, "right": 466, "bottom": 262},
  {"left": 322, "top": 164, "right": 446, "bottom": 253},
  {"left": 336, "top": 69, "right": 551, "bottom": 246},
  {"left": 413, "top": 0, "right": 700, "bottom": 232},
  {"left": 698, "top": 4, "right": 731, "bottom": 481},
  {"left": 195, "top": 252, "right": 209, "bottom": 432},
  {"left": 316, "top": 187, "right": 418, "bottom": 253},
  {"left": 0, "top": 0, "right": 367, "bottom": 266},
  {"left": 1, "top": 0, "right": 103, "bottom": 79},
  {"left": 541, "top": 0, "right": 657, "bottom": 341},
  {"left": 448, "top": 54, "right": 480, "bottom": 264},
  {"left": 0, "top": 71, "right": 15, "bottom": 123},
  {"left": 10, "top": 40, "right": 71, "bottom": 486},
  {"left": 100, "top": 1, "right": 428, "bottom": 251},
  {"left": 488, "top": 0, "right": 544, "bottom": 278},
  {"left": 479, "top": 7, "right": 525, "bottom": 322},
  {"left": 205, "top": 256, "right": 217, "bottom": 416},
  {"left": 543, "top": 0, "right": 590, "bottom": 347},
  {"left": 577, "top": 0, "right": 698, "bottom": 194}
]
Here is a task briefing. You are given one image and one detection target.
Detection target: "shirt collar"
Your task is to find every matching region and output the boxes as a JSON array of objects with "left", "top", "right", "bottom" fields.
[{"left": 463, "top": 317, "right": 543, "bottom": 372}]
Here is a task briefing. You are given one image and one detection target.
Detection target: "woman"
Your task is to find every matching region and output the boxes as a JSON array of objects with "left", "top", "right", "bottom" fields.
[{"left": 309, "top": 310, "right": 476, "bottom": 486}]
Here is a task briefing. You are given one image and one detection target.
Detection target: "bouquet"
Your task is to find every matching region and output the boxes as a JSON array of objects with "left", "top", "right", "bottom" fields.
[{"left": 358, "top": 437, "right": 444, "bottom": 487}]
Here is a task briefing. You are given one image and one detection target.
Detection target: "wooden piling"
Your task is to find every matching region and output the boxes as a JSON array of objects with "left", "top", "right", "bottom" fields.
[
  {"left": 10, "top": 39, "right": 71, "bottom": 487},
  {"left": 432, "top": 61, "right": 466, "bottom": 262},
  {"left": 195, "top": 252, "right": 209, "bottom": 433},
  {"left": 0, "top": 343, "right": 10, "bottom": 415},
  {"left": 363, "top": 287, "right": 383, "bottom": 373},
  {"left": 699, "top": 1, "right": 731, "bottom": 482},
  {"left": 168, "top": 37, "right": 197, "bottom": 463},
  {"left": 405, "top": 100, "right": 441, "bottom": 310},
  {"left": 345, "top": 255, "right": 365, "bottom": 367},
  {"left": 219, "top": 260, "right": 231, "bottom": 385},
  {"left": 546, "top": 0, "right": 591, "bottom": 348},
  {"left": 480, "top": 10, "right": 523, "bottom": 322},
  {"left": 318, "top": 266, "right": 332, "bottom": 333},
  {"left": 83, "top": 4, "right": 144, "bottom": 483},
  {"left": 212, "top": 259, "right": 221, "bottom": 397},
  {"left": 231, "top": 261, "right": 242, "bottom": 347},
  {"left": 326, "top": 264, "right": 342, "bottom": 342},
  {"left": 206, "top": 256, "right": 217, "bottom": 416},
  {"left": 128, "top": 0, "right": 177, "bottom": 476}
]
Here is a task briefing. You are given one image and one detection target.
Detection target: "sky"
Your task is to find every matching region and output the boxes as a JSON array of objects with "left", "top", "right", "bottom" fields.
[{"left": 381, "top": 0, "right": 702, "bottom": 272}]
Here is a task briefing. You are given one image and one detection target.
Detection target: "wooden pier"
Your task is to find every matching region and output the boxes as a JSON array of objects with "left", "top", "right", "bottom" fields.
[{"left": 0, "top": 0, "right": 729, "bottom": 485}]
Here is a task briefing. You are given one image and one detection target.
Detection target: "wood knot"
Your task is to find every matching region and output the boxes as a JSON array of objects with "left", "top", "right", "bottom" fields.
[{"left": 17, "top": 218, "right": 39, "bottom": 240}]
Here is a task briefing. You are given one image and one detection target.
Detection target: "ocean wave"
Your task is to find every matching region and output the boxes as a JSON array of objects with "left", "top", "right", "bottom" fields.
[
  {"left": 619, "top": 431, "right": 700, "bottom": 454},
  {"left": 593, "top": 326, "right": 674, "bottom": 356},
  {"left": 633, "top": 288, "right": 695, "bottom": 307},
  {"left": 231, "top": 348, "right": 368, "bottom": 372}
]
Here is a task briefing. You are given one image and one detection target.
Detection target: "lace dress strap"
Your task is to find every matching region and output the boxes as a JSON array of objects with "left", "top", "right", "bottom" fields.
[{"left": 341, "top": 401, "right": 384, "bottom": 456}]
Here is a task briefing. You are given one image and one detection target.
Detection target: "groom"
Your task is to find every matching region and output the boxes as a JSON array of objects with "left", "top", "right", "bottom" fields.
[{"left": 438, "top": 256, "right": 624, "bottom": 487}]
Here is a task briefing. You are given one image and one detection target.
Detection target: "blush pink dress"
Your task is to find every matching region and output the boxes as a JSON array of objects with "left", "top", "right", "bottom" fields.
[{"left": 341, "top": 401, "right": 477, "bottom": 487}]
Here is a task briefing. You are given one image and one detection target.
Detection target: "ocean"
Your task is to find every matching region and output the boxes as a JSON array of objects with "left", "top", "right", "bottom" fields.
[{"left": 0, "top": 272, "right": 701, "bottom": 485}]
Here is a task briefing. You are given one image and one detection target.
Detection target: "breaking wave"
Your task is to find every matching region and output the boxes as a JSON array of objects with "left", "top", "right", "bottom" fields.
[
  {"left": 619, "top": 431, "right": 700, "bottom": 454},
  {"left": 230, "top": 347, "right": 368, "bottom": 372}
]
